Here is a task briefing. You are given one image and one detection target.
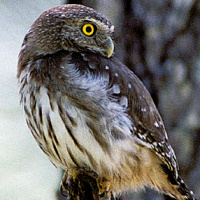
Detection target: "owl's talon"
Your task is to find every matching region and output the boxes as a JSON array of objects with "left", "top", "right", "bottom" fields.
[
  {"left": 60, "top": 171, "right": 75, "bottom": 197},
  {"left": 101, "top": 191, "right": 111, "bottom": 200},
  {"left": 60, "top": 169, "right": 100, "bottom": 199},
  {"left": 99, "top": 191, "right": 111, "bottom": 200},
  {"left": 98, "top": 179, "right": 111, "bottom": 200},
  {"left": 60, "top": 172, "right": 68, "bottom": 197},
  {"left": 60, "top": 184, "right": 69, "bottom": 197}
]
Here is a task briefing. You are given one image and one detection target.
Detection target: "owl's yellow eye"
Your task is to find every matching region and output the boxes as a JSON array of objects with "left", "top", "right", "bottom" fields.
[{"left": 82, "top": 24, "right": 96, "bottom": 36}]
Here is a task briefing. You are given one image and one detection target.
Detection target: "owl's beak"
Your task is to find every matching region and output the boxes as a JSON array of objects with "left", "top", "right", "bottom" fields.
[{"left": 103, "top": 37, "right": 114, "bottom": 58}]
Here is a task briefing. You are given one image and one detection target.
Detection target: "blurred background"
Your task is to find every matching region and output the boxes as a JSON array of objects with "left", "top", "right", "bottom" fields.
[{"left": 0, "top": 0, "right": 199, "bottom": 199}]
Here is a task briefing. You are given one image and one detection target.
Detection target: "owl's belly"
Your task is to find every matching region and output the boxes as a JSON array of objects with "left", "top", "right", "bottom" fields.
[
  {"left": 21, "top": 85, "right": 153, "bottom": 193},
  {"left": 22, "top": 86, "right": 133, "bottom": 172},
  {"left": 21, "top": 83, "right": 147, "bottom": 193}
]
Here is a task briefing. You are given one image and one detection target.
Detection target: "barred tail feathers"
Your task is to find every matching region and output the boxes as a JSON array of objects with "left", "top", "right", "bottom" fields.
[{"left": 161, "top": 164, "right": 197, "bottom": 200}]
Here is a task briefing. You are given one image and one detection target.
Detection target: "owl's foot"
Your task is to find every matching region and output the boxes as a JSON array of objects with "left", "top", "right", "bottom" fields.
[
  {"left": 60, "top": 171, "right": 73, "bottom": 197},
  {"left": 60, "top": 168, "right": 100, "bottom": 200},
  {"left": 98, "top": 178, "right": 112, "bottom": 200}
]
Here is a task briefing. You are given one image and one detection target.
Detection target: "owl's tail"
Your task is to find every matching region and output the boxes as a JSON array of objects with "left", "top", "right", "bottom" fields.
[
  {"left": 175, "top": 176, "right": 197, "bottom": 200},
  {"left": 161, "top": 164, "right": 197, "bottom": 200}
]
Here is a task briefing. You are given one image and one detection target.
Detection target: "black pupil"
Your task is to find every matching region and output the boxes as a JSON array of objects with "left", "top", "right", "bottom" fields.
[{"left": 86, "top": 26, "right": 92, "bottom": 33}]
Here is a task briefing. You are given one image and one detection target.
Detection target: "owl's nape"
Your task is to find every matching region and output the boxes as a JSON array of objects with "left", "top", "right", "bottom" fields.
[{"left": 17, "top": 4, "right": 197, "bottom": 200}]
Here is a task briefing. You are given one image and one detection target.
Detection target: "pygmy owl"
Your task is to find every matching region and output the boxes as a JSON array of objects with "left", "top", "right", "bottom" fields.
[{"left": 17, "top": 4, "right": 197, "bottom": 200}]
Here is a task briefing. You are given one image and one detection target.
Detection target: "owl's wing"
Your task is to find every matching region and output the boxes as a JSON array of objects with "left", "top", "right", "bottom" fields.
[{"left": 80, "top": 53, "right": 178, "bottom": 178}]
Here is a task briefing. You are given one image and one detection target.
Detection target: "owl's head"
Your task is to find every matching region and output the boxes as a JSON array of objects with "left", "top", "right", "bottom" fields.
[{"left": 20, "top": 4, "right": 114, "bottom": 65}]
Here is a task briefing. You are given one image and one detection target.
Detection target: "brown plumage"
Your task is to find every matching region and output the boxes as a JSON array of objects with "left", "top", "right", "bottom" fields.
[{"left": 18, "top": 4, "right": 197, "bottom": 200}]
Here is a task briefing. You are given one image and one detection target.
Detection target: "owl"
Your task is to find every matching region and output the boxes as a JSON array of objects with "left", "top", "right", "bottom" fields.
[{"left": 17, "top": 4, "right": 197, "bottom": 200}]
